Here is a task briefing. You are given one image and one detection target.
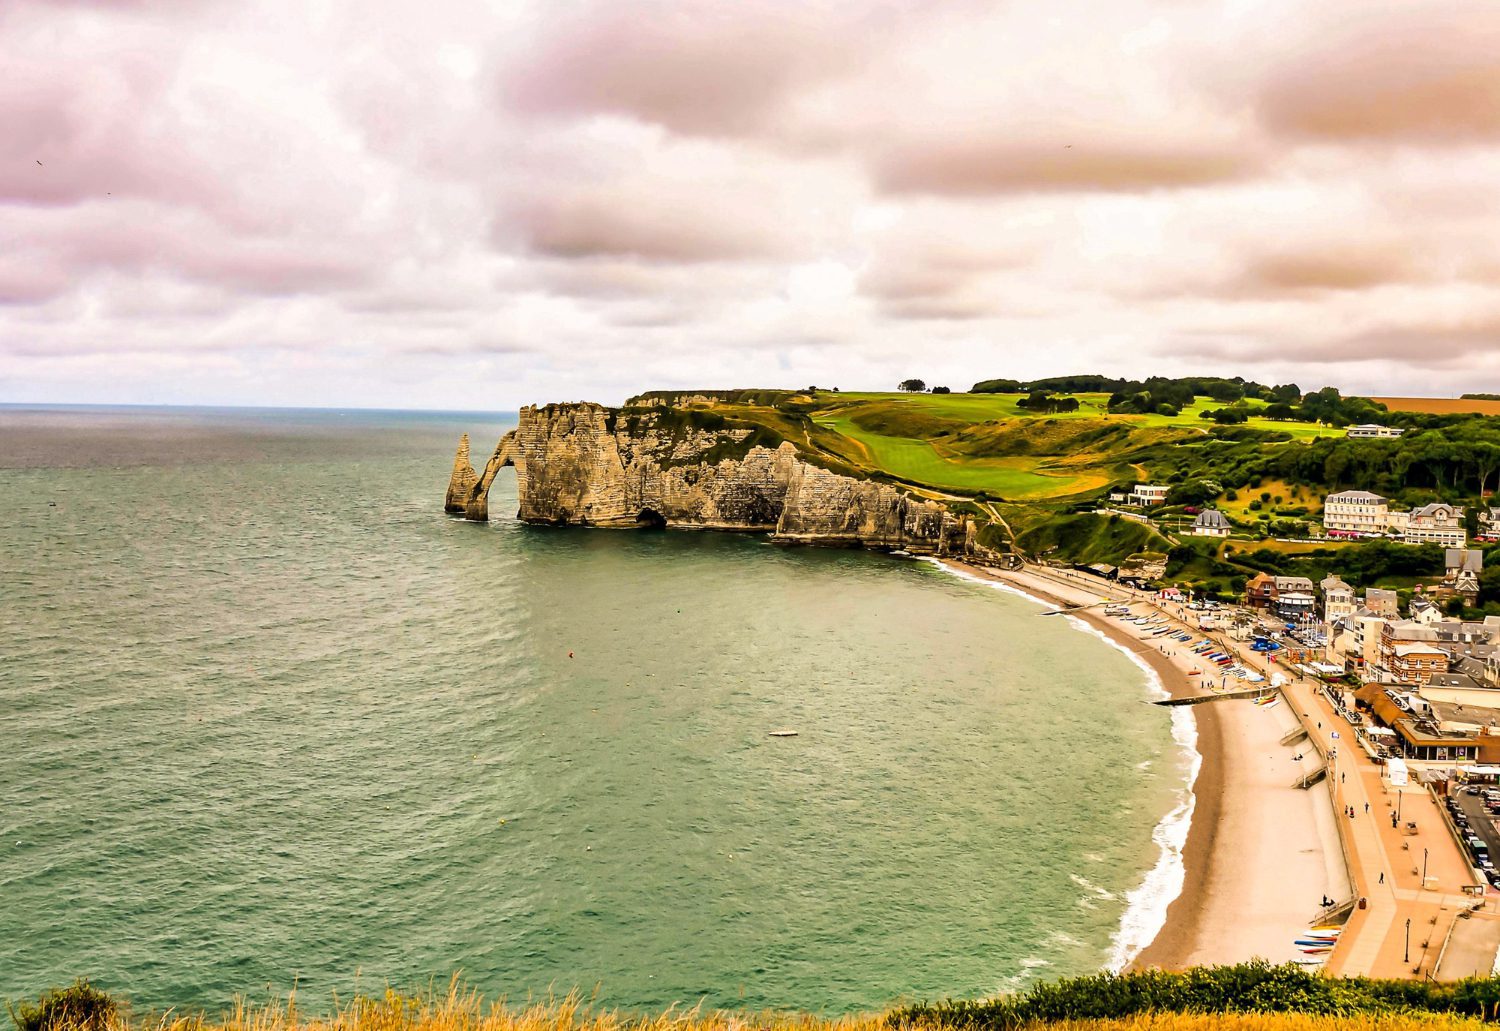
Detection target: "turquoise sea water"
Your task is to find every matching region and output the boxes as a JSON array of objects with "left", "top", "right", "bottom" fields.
[{"left": 0, "top": 406, "right": 1186, "bottom": 1016}]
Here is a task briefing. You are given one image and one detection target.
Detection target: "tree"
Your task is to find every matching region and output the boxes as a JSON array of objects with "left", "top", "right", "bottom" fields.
[
  {"left": 1471, "top": 441, "right": 1500, "bottom": 496},
  {"left": 931, "top": 385, "right": 952, "bottom": 394},
  {"left": 898, "top": 378, "right": 926, "bottom": 392}
]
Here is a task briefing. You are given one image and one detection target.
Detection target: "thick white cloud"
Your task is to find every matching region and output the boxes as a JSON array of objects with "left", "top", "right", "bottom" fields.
[{"left": 5, "top": 0, "right": 1500, "bottom": 408}]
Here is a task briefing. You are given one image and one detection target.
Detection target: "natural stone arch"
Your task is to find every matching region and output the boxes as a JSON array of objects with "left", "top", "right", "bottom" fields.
[{"left": 445, "top": 430, "right": 522, "bottom": 521}]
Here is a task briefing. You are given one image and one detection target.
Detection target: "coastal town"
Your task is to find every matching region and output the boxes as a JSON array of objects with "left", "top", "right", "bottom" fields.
[{"left": 1013, "top": 475, "right": 1500, "bottom": 981}]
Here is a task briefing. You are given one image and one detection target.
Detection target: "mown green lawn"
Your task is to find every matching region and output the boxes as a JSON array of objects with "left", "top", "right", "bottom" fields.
[{"left": 812, "top": 409, "right": 1105, "bottom": 499}]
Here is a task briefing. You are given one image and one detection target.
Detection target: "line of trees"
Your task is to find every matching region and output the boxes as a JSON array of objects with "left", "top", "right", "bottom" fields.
[
  {"left": 1144, "top": 419, "right": 1500, "bottom": 498},
  {"left": 970, "top": 374, "right": 1303, "bottom": 409},
  {"left": 1016, "top": 390, "right": 1080, "bottom": 413}
]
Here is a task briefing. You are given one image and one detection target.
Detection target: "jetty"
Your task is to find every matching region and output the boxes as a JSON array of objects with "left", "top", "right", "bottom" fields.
[{"left": 1154, "top": 687, "right": 1277, "bottom": 707}]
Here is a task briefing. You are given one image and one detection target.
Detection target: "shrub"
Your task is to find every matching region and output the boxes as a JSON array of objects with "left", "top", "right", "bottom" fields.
[
  {"left": 9, "top": 982, "right": 119, "bottom": 1031},
  {"left": 888, "top": 962, "right": 1500, "bottom": 1029}
]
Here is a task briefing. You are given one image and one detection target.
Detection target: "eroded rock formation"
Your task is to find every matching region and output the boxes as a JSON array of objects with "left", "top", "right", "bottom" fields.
[{"left": 446, "top": 402, "right": 984, "bottom": 558}]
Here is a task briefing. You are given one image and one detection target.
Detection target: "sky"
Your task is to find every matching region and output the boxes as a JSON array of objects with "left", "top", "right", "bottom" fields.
[{"left": 6, "top": 0, "right": 1500, "bottom": 410}]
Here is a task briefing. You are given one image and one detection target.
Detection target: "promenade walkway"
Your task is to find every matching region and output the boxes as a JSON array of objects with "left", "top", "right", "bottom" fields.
[{"left": 1175, "top": 603, "right": 1495, "bottom": 978}]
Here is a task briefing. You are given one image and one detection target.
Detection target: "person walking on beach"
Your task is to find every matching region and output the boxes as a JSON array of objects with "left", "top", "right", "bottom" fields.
[
  {"left": 1379, "top": 871, "right": 1385, "bottom": 884},
  {"left": 1365, "top": 802, "right": 1369, "bottom": 814}
]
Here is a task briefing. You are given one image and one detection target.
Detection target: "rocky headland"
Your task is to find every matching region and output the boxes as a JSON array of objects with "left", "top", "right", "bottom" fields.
[{"left": 445, "top": 400, "right": 1004, "bottom": 562}]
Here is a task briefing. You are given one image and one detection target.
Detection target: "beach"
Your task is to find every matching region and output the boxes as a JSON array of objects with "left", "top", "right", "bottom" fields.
[{"left": 939, "top": 560, "right": 1350, "bottom": 971}]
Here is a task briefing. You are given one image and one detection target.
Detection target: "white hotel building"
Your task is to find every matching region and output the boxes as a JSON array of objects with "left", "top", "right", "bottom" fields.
[{"left": 1323, "top": 490, "right": 1390, "bottom": 536}]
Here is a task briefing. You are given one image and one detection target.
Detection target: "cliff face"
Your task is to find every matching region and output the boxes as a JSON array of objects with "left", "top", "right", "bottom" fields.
[{"left": 447, "top": 402, "right": 984, "bottom": 559}]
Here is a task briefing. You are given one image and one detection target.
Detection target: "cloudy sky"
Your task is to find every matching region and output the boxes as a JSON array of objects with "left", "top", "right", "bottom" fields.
[{"left": 6, "top": 0, "right": 1500, "bottom": 409}]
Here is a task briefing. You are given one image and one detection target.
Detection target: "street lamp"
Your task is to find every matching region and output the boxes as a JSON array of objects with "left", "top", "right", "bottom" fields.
[
  {"left": 1405, "top": 917, "right": 1412, "bottom": 962},
  {"left": 1423, "top": 847, "right": 1429, "bottom": 885}
]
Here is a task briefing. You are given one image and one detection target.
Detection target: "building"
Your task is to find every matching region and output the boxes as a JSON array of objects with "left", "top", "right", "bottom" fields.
[
  {"left": 1359, "top": 687, "right": 1486, "bottom": 762},
  {"left": 1405, "top": 503, "right": 1466, "bottom": 547},
  {"left": 1349, "top": 610, "right": 1389, "bottom": 674},
  {"left": 1275, "top": 591, "right": 1317, "bottom": 622},
  {"left": 1383, "top": 640, "right": 1449, "bottom": 686},
  {"left": 1264, "top": 576, "right": 1316, "bottom": 623},
  {"left": 1191, "top": 508, "right": 1231, "bottom": 538},
  {"left": 1323, "top": 490, "right": 1389, "bottom": 537},
  {"left": 1410, "top": 595, "right": 1442, "bottom": 626},
  {"left": 1421, "top": 670, "right": 1500, "bottom": 707},
  {"left": 1128, "top": 484, "right": 1169, "bottom": 506},
  {"left": 1365, "top": 588, "right": 1400, "bottom": 618},
  {"left": 1477, "top": 507, "right": 1500, "bottom": 542},
  {"left": 1345, "top": 424, "right": 1406, "bottom": 439},
  {"left": 1321, "top": 575, "right": 1356, "bottom": 623},
  {"left": 1439, "top": 548, "right": 1483, "bottom": 605},
  {"left": 1378, "top": 621, "right": 1450, "bottom": 685},
  {"left": 1326, "top": 608, "right": 1389, "bottom": 676},
  {"left": 1245, "top": 571, "right": 1278, "bottom": 609}
]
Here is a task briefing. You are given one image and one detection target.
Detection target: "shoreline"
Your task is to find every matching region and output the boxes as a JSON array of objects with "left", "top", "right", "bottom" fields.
[
  {"left": 934, "top": 559, "right": 1344, "bottom": 974},
  {"left": 931, "top": 560, "right": 1221, "bottom": 971}
]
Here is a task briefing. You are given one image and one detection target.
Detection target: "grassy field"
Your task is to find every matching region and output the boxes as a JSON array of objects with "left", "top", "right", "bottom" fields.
[
  {"left": 826, "top": 393, "right": 1338, "bottom": 441},
  {"left": 810, "top": 409, "right": 1108, "bottom": 498},
  {"left": 1215, "top": 480, "right": 1321, "bottom": 519},
  {"left": 796, "top": 392, "right": 1332, "bottom": 501},
  {"left": 1373, "top": 397, "right": 1500, "bottom": 416}
]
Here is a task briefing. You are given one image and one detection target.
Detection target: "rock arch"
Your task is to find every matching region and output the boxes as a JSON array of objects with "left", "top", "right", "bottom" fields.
[{"left": 445, "top": 430, "right": 522, "bottom": 521}]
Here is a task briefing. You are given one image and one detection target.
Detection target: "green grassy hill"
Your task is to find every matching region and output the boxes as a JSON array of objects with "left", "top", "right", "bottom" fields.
[{"left": 615, "top": 385, "right": 1500, "bottom": 585}]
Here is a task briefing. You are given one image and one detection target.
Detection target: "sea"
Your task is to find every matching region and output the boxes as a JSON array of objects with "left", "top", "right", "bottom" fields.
[{"left": 0, "top": 405, "right": 1194, "bottom": 1016}]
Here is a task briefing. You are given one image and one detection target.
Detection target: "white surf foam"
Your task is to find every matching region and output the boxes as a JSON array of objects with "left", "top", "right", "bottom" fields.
[{"left": 916, "top": 557, "right": 1202, "bottom": 974}]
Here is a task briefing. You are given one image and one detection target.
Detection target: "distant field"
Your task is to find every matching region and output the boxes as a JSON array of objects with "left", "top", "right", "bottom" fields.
[
  {"left": 829, "top": 392, "right": 1337, "bottom": 440},
  {"left": 788, "top": 390, "right": 1342, "bottom": 500},
  {"left": 1374, "top": 396, "right": 1500, "bottom": 415}
]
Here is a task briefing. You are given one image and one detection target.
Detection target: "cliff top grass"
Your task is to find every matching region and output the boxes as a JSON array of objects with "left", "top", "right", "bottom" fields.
[{"left": 643, "top": 391, "right": 1333, "bottom": 508}]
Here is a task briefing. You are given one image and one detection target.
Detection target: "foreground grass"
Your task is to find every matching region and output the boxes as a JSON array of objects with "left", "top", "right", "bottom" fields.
[
  {"left": 1025, "top": 1018, "right": 1494, "bottom": 1031},
  {"left": 22, "top": 966, "right": 1500, "bottom": 1031},
  {"left": 13, "top": 987, "right": 1500, "bottom": 1031},
  {"left": 10, "top": 983, "right": 884, "bottom": 1031}
]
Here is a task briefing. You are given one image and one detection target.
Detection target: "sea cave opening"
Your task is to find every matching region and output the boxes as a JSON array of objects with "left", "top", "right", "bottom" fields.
[{"left": 635, "top": 508, "right": 667, "bottom": 530}]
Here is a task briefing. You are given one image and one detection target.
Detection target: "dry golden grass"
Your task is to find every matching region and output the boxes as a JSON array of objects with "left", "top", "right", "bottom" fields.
[
  {"left": 96, "top": 983, "right": 886, "bottom": 1031},
  {"left": 1372, "top": 397, "right": 1500, "bottom": 416},
  {"left": 1030, "top": 1017, "right": 1492, "bottom": 1031},
  {"left": 50, "top": 986, "right": 1500, "bottom": 1031}
]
